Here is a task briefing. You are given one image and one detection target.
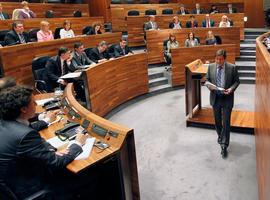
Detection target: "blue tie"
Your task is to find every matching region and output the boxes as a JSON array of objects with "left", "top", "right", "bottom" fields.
[{"left": 216, "top": 66, "right": 222, "bottom": 95}]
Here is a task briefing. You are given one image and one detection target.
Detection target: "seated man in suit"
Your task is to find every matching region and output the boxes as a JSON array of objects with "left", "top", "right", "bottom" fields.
[
  {"left": 71, "top": 42, "right": 95, "bottom": 69},
  {"left": 4, "top": 21, "right": 30, "bottom": 46},
  {"left": 202, "top": 14, "right": 215, "bottom": 28},
  {"left": 88, "top": 41, "right": 111, "bottom": 63},
  {"left": 0, "top": 3, "right": 9, "bottom": 20},
  {"left": 113, "top": 38, "right": 133, "bottom": 58},
  {"left": 177, "top": 4, "right": 189, "bottom": 15},
  {"left": 45, "top": 47, "right": 74, "bottom": 89},
  {"left": 226, "top": 3, "right": 237, "bottom": 14},
  {"left": 186, "top": 15, "right": 199, "bottom": 28},
  {"left": 192, "top": 3, "right": 205, "bottom": 14},
  {"left": 144, "top": 15, "right": 159, "bottom": 31},
  {"left": 0, "top": 76, "right": 58, "bottom": 131},
  {"left": 0, "top": 85, "right": 87, "bottom": 199}
]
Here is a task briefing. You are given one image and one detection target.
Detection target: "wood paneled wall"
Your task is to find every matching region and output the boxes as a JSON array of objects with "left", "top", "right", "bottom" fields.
[
  {"left": 146, "top": 27, "right": 240, "bottom": 64},
  {"left": 171, "top": 44, "right": 236, "bottom": 86},
  {"left": 86, "top": 0, "right": 111, "bottom": 22},
  {"left": 84, "top": 53, "right": 149, "bottom": 116},
  {"left": 0, "top": 2, "right": 89, "bottom": 18},
  {"left": 127, "top": 13, "right": 244, "bottom": 47},
  {"left": 0, "top": 17, "right": 104, "bottom": 35},
  {"left": 255, "top": 32, "right": 270, "bottom": 200},
  {"left": 0, "top": 32, "right": 122, "bottom": 85}
]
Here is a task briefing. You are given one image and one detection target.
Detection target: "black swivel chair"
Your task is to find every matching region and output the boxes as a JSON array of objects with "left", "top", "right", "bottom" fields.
[
  {"left": 215, "top": 35, "right": 222, "bottom": 44},
  {"left": 104, "top": 23, "right": 112, "bottom": 32},
  {"left": 0, "top": 30, "right": 9, "bottom": 44},
  {"left": 84, "top": 47, "right": 93, "bottom": 59},
  {"left": 124, "top": 0, "right": 134, "bottom": 3},
  {"left": 28, "top": 28, "right": 40, "bottom": 42},
  {"left": 32, "top": 56, "right": 52, "bottom": 93},
  {"left": 73, "top": 10, "right": 82, "bottom": 17},
  {"left": 0, "top": 182, "right": 53, "bottom": 200},
  {"left": 45, "top": 10, "right": 54, "bottom": 18},
  {"left": 159, "top": 0, "right": 168, "bottom": 3},
  {"left": 54, "top": 27, "right": 61, "bottom": 39},
  {"left": 266, "top": 8, "right": 270, "bottom": 26},
  {"left": 82, "top": 26, "right": 93, "bottom": 35},
  {"left": 108, "top": 44, "right": 117, "bottom": 57},
  {"left": 111, "top": 0, "right": 122, "bottom": 4},
  {"left": 140, "top": 0, "right": 149, "bottom": 3},
  {"left": 195, "top": 37, "right": 200, "bottom": 44},
  {"left": 162, "top": 9, "right": 173, "bottom": 15},
  {"left": 145, "top": 9, "right": 157, "bottom": 15},
  {"left": 163, "top": 39, "right": 171, "bottom": 64},
  {"left": 128, "top": 10, "right": 140, "bottom": 16}
]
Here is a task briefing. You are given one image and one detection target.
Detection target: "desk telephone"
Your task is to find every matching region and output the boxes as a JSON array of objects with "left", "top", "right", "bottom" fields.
[
  {"left": 55, "top": 122, "right": 87, "bottom": 141},
  {"left": 43, "top": 99, "right": 61, "bottom": 111}
]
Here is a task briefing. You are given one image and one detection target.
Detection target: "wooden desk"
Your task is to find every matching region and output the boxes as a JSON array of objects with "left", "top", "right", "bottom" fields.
[
  {"left": 171, "top": 44, "right": 236, "bottom": 87},
  {"left": 127, "top": 13, "right": 244, "bottom": 47},
  {"left": 255, "top": 31, "right": 270, "bottom": 200},
  {"left": 0, "top": 32, "right": 122, "bottom": 85},
  {"left": 111, "top": 4, "right": 244, "bottom": 32},
  {"left": 0, "top": 2, "right": 89, "bottom": 18},
  {"left": 83, "top": 53, "right": 149, "bottom": 116},
  {"left": 185, "top": 59, "right": 254, "bottom": 133},
  {"left": 0, "top": 17, "right": 104, "bottom": 35},
  {"left": 146, "top": 27, "right": 240, "bottom": 64},
  {"left": 38, "top": 84, "right": 140, "bottom": 199}
]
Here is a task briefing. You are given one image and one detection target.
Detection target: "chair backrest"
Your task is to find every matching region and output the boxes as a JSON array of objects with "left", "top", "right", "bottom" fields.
[
  {"left": 45, "top": 10, "right": 54, "bottom": 18},
  {"left": 215, "top": 35, "right": 222, "bottom": 44},
  {"left": 32, "top": 56, "right": 52, "bottom": 92},
  {"left": 124, "top": 0, "right": 134, "bottom": 3},
  {"left": 0, "top": 183, "right": 18, "bottom": 200},
  {"left": 159, "top": 0, "right": 168, "bottom": 3},
  {"left": 145, "top": 9, "right": 156, "bottom": 15},
  {"left": 82, "top": 26, "right": 93, "bottom": 35},
  {"left": 28, "top": 28, "right": 40, "bottom": 42},
  {"left": 128, "top": 10, "right": 140, "bottom": 16},
  {"left": 140, "top": 0, "right": 149, "bottom": 3},
  {"left": 12, "top": 9, "right": 21, "bottom": 20},
  {"left": 111, "top": 0, "right": 122, "bottom": 4},
  {"left": 73, "top": 10, "right": 82, "bottom": 17},
  {"left": 104, "top": 23, "right": 112, "bottom": 32},
  {"left": 0, "top": 30, "right": 9, "bottom": 42},
  {"left": 54, "top": 27, "right": 62, "bottom": 39},
  {"left": 162, "top": 9, "right": 173, "bottom": 15},
  {"left": 84, "top": 47, "right": 93, "bottom": 58},
  {"left": 163, "top": 39, "right": 169, "bottom": 51},
  {"left": 108, "top": 44, "right": 117, "bottom": 57},
  {"left": 195, "top": 37, "right": 200, "bottom": 44}
]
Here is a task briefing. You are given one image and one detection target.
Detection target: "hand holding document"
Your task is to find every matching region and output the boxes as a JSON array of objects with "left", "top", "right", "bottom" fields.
[
  {"left": 205, "top": 82, "right": 225, "bottom": 91},
  {"left": 60, "top": 72, "right": 82, "bottom": 79}
]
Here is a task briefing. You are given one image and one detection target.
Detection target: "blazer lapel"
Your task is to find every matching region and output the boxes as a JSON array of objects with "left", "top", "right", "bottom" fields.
[
  {"left": 213, "top": 64, "right": 217, "bottom": 85},
  {"left": 224, "top": 62, "right": 229, "bottom": 88}
]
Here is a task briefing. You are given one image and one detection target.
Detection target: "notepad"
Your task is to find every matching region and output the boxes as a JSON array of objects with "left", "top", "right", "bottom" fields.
[
  {"left": 60, "top": 72, "right": 82, "bottom": 79},
  {"left": 47, "top": 136, "right": 69, "bottom": 149},
  {"left": 75, "top": 137, "right": 96, "bottom": 160},
  {"left": 35, "top": 98, "right": 55, "bottom": 106}
]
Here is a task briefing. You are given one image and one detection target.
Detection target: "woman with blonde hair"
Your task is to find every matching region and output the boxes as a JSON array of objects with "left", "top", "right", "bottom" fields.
[
  {"left": 205, "top": 30, "right": 217, "bottom": 45},
  {"left": 219, "top": 15, "right": 231, "bottom": 27},
  {"left": 169, "top": 16, "right": 182, "bottom": 29},
  {"left": 59, "top": 20, "right": 75, "bottom": 39},
  {"left": 18, "top": 1, "right": 36, "bottom": 19},
  {"left": 37, "top": 20, "right": 54, "bottom": 42}
]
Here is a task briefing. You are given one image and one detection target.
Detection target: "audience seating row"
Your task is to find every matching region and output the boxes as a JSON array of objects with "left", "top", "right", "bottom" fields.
[
  {"left": 171, "top": 44, "right": 236, "bottom": 86},
  {"left": 145, "top": 27, "right": 240, "bottom": 64},
  {"left": 0, "top": 2, "right": 89, "bottom": 18},
  {"left": 111, "top": 0, "right": 172, "bottom": 4},
  {"left": 111, "top": 2, "right": 244, "bottom": 31},
  {"left": 0, "top": 17, "right": 104, "bottom": 37},
  {"left": 127, "top": 13, "right": 244, "bottom": 46},
  {"left": 0, "top": 32, "right": 122, "bottom": 85}
]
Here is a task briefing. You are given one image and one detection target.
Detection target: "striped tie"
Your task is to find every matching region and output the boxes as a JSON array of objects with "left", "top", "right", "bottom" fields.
[{"left": 216, "top": 67, "right": 222, "bottom": 87}]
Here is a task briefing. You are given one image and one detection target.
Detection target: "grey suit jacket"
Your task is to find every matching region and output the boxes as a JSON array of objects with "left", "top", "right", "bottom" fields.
[
  {"left": 71, "top": 51, "right": 94, "bottom": 70},
  {"left": 205, "top": 62, "right": 240, "bottom": 108},
  {"left": 144, "top": 21, "right": 158, "bottom": 31}
]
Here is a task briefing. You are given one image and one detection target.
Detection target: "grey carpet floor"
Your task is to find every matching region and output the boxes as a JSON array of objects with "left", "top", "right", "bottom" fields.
[{"left": 109, "top": 84, "right": 258, "bottom": 200}]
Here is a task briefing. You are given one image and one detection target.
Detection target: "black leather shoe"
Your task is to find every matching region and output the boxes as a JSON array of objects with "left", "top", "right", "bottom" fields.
[{"left": 221, "top": 147, "right": 228, "bottom": 159}]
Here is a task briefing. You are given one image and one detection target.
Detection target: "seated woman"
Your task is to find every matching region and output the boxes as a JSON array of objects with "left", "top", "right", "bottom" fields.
[
  {"left": 87, "top": 23, "right": 102, "bottom": 35},
  {"left": 169, "top": 16, "right": 182, "bottom": 29},
  {"left": 18, "top": 1, "right": 36, "bottom": 19},
  {"left": 209, "top": 4, "right": 219, "bottom": 14},
  {"left": 185, "top": 32, "right": 199, "bottom": 47},
  {"left": 165, "top": 34, "right": 179, "bottom": 63},
  {"left": 60, "top": 20, "right": 75, "bottom": 39},
  {"left": 205, "top": 30, "right": 217, "bottom": 45},
  {"left": 219, "top": 15, "right": 231, "bottom": 27},
  {"left": 37, "top": 21, "right": 54, "bottom": 42}
]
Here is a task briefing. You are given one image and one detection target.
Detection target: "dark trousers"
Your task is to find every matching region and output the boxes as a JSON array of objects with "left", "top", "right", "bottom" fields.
[{"left": 212, "top": 97, "right": 232, "bottom": 148}]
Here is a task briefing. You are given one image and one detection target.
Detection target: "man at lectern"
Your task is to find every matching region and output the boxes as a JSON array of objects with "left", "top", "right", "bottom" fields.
[{"left": 205, "top": 49, "right": 240, "bottom": 158}]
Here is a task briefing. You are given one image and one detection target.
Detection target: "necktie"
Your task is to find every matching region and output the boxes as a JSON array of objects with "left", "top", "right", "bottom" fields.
[
  {"left": 61, "top": 61, "right": 66, "bottom": 76},
  {"left": 19, "top": 34, "right": 26, "bottom": 43},
  {"left": 216, "top": 66, "right": 223, "bottom": 95}
]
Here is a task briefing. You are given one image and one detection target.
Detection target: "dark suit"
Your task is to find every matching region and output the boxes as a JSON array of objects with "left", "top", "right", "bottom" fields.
[
  {"left": 202, "top": 19, "right": 215, "bottom": 27},
  {"left": 88, "top": 47, "right": 110, "bottom": 63},
  {"left": 186, "top": 20, "right": 198, "bottom": 28},
  {"left": 0, "top": 120, "right": 82, "bottom": 199},
  {"left": 144, "top": 21, "right": 158, "bottom": 31},
  {"left": 71, "top": 51, "right": 94, "bottom": 69},
  {"left": 191, "top": 8, "right": 205, "bottom": 14},
  {"left": 45, "top": 55, "right": 74, "bottom": 89},
  {"left": 0, "top": 12, "right": 9, "bottom": 19},
  {"left": 4, "top": 30, "right": 30, "bottom": 46},
  {"left": 113, "top": 44, "right": 133, "bottom": 58},
  {"left": 169, "top": 22, "right": 182, "bottom": 29},
  {"left": 226, "top": 7, "right": 237, "bottom": 13},
  {"left": 206, "top": 62, "right": 240, "bottom": 147},
  {"left": 177, "top": 10, "right": 189, "bottom": 15}
]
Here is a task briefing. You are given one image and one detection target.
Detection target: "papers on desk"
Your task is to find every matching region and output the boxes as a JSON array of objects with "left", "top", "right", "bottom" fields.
[
  {"left": 35, "top": 98, "right": 55, "bottom": 106},
  {"left": 60, "top": 72, "right": 82, "bottom": 79},
  {"left": 47, "top": 136, "right": 69, "bottom": 149},
  {"left": 75, "top": 137, "right": 96, "bottom": 160},
  {"left": 204, "top": 82, "right": 225, "bottom": 91}
]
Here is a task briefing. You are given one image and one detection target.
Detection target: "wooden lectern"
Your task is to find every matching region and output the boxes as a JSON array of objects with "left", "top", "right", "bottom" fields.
[{"left": 185, "top": 59, "right": 254, "bottom": 133}]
